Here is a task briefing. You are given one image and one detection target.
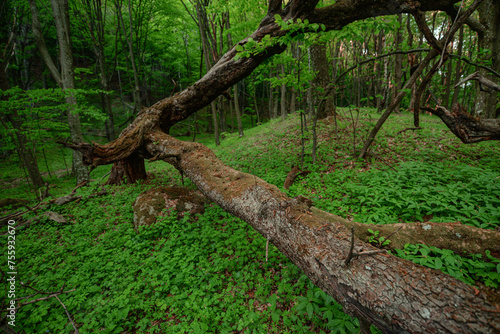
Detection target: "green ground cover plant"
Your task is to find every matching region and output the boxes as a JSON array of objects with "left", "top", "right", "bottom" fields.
[{"left": 1, "top": 109, "right": 499, "bottom": 333}]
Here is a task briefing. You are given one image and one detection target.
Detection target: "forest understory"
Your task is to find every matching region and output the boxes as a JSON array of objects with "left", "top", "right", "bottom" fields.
[{"left": 1, "top": 110, "right": 499, "bottom": 333}]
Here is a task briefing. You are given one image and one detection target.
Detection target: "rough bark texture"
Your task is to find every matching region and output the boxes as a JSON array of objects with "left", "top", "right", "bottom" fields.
[
  {"left": 60, "top": 0, "right": 500, "bottom": 332},
  {"left": 309, "top": 43, "right": 332, "bottom": 119},
  {"left": 312, "top": 208, "right": 500, "bottom": 258},
  {"left": 426, "top": 105, "right": 500, "bottom": 143},
  {"left": 105, "top": 153, "right": 147, "bottom": 185},
  {"left": 475, "top": 0, "right": 500, "bottom": 118},
  {"left": 29, "top": 0, "right": 89, "bottom": 183}
]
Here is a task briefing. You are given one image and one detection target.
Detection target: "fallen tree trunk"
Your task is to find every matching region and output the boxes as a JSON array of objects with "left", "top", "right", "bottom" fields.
[
  {"left": 140, "top": 131, "right": 499, "bottom": 333},
  {"left": 312, "top": 208, "right": 500, "bottom": 258},
  {"left": 61, "top": 0, "right": 500, "bottom": 332}
]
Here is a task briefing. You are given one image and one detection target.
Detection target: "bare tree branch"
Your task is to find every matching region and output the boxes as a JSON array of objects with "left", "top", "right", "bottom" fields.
[{"left": 455, "top": 72, "right": 500, "bottom": 92}]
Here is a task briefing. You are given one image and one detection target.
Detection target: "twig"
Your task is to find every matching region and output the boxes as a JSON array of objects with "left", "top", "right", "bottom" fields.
[
  {"left": 70, "top": 180, "right": 89, "bottom": 196},
  {"left": 55, "top": 295, "right": 79, "bottom": 333},
  {"left": 383, "top": 226, "right": 403, "bottom": 242},
  {"left": 97, "top": 171, "right": 112, "bottom": 184},
  {"left": 369, "top": 150, "right": 398, "bottom": 172},
  {"left": 344, "top": 227, "right": 356, "bottom": 266},
  {"left": 1, "top": 288, "right": 76, "bottom": 312},
  {"left": 266, "top": 238, "right": 270, "bottom": 262},
  {"left": 0, "top": 202, "right": 43, "bottom": 225},
  {"left": 379, "top": 226, "right": 403, "bottom": 247},
  {"left": 345, "top": 227, "right": 386, "bottom": 266},
  {"left": 396, "top": 127, "right": 422, "bottom": 135}
]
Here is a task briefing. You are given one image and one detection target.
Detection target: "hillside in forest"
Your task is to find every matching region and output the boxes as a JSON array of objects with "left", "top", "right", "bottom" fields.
[{"left": 1, "top": 110, "right": 499, "bottom": 333}]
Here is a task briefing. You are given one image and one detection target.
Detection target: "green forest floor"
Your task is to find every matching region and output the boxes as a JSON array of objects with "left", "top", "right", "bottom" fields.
[{"left": 1, "top": 108, "right": 500, "bottom": 333}]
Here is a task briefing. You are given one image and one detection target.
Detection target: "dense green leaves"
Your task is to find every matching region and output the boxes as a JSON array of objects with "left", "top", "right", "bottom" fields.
[
  {"left": 393, "top": 245, "right": 500, "bottom": 288},
  {"left": 1, "top": 109, "right": 499, "bottom": 332},
  {"left": 341, "top": 162, "right": 500, "bottom": 228}
]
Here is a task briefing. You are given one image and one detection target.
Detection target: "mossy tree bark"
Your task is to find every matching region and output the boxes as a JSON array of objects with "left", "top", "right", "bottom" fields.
[{"left": 63, "top": 0, "right": 500, "bottom": 332}]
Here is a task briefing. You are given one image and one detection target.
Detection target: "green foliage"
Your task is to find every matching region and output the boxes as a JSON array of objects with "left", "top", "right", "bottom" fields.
[
  {"left": 367, "top": 229, "right": 391, "bottom": 246},
  {"left": 1, "top": 185, "right": 346, "bottom": 333},
  {"left": 341, "top": 161, "right": 500, "bottom": 229},
  {"left": 393, "top": 245, "right": 500, "bottom": 288},
  {"left": 293, "top": 280, "right": 359, "bottom": 333},
  {"left": 234, "top": 15, "right": 326, "bottom": 61},
  {"left": 1, "top": 108, "right": 499, "bottom": 333}
]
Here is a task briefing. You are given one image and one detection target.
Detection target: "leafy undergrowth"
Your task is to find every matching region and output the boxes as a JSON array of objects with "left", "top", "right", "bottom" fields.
[
  {"left": 2, "top": 190, "right": 359, "bottom": 333},
  {"left": 392, "top": 245, "right": 500, "bottom": 288},
  {"left": 1, "top": 109, "right": 500, "bottom": 333}
]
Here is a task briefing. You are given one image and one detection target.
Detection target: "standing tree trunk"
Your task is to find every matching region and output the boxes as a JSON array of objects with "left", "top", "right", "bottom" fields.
[
  {"left": 29, "top": 0, "right": 89, "bottom": 184},
  {"left": 196, "top": 0, "right": 220, "bottom": 145},
  {"left": 225, "top": 14, "right": 244, "bottom": 137},
  {"left": 0, "top": 4, "right": 44, "bottom": 190},
  {"left": 81, "top": 0, "right": 116, "bottom": 141},
  {"left": 451, "top": 26, "right": 465, "bottom": 107},
  {"left": 233, "top": 84, "right": 244, "bottom": 137},
  {"left": 50, "top": 0, "right": 89, "bottom": 183},
  {"left": 374, "top": 31, "right": 385, "bottom": 110},
  {"left": 280, "top": 63, "right": 287, "bottom": 120},
  {"left": 115, "top": 0, "right": 142, "bottom": 114},
  {"left": 309, "top": 42, "right": 332, "bottom": 119},
  {"left": 475, "top": 0, "right": 500, "bottom": 118},
  {"left": 393, "top": 14, "right": 403, "bottom": 113},
  {"left": 406, "top": 14, "right": 417, "bottom": 112},
  {"left": 0, "top": 74, "right": 44, "bottom": 191}
]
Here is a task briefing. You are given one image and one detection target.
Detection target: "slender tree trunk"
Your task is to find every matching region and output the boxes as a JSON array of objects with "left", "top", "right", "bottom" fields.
[
  {"left": 361, "top": 49, "right": 440, "bottom": 158},
  {"left": 451, "top": 26, "right": 464, "bottom": 107},
  {"left": 233, "top": 83, "right": 243, "bottom": 137},
  {"left": 290, "top": 44, "right": 298, "bottom": 114},
  {"left": 28, "top": 0, "right": 89, "bottom": 183},
  {"left": 225, "top": 13, "right": 243, "bottom": 137},
  {"left": 0, "top": 8, "right": 44, "bottom": 190},
  {"left": 82, "top": 0, "right": 116, "bottom": 140},
  {"left": 407, "top": 14, "right": 417, "bottom": 112},
  {"left": 196, "top": 0, "right": 220, "bottom": 145},
  {"left": 475, "top": 0, "right": 500, "bottom": 118},
  {"left": 309, "top": 42, "right": 331, "bottom": 119},
  {"left": 268, "top": 69, "right": 274, "bottom": 118},
  {"left": 442, "top": 49, "right": 454, "bottom": 108},
  {"left": 51, "top": 0, "right": 89, "bottom": 183},
  {"left": 281, "top": 64, "right": 287, "bottom": 120},
  {"left": 115, "top": 0, "right": 142, "bottom": 114},
  {"left": 393, "top": 14, "right": 403, "bottom": 113},
  {"left": 273, "top": 89, "right": 279, "bottom": 118}
]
